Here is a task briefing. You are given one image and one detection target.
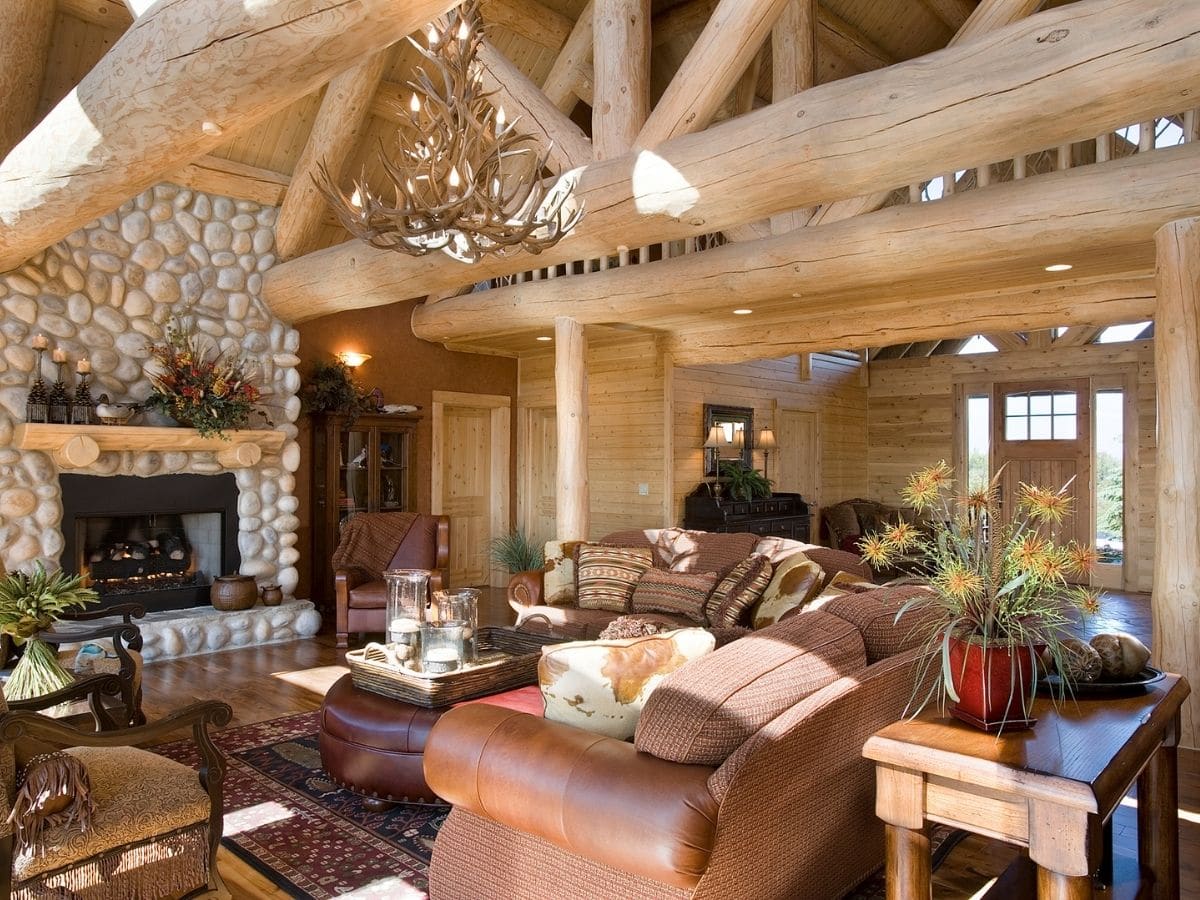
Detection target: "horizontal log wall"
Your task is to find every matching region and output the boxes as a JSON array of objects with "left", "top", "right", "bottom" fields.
[
  {"left": 672, "top": 354, "right": 868, "bottom": 526},
  {"left": 866, "top": 340, "right": 1156, "bottom": 592}
]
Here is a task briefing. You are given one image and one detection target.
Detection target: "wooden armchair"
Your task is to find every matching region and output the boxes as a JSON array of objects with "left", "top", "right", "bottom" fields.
[{"left": 0, "top": 674, "right": 232, "bottom": 899}]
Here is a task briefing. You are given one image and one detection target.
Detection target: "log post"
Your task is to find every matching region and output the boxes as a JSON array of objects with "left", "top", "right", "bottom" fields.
[
  {"left": 0, "top": 0, "right": 458, "bottom": 273},
  {"left": 275, "top": 52, "right": 390, "bottom": 261},
  {"left": 0, "top": 0, "right": 56, "bottom": 160},
  {"left": 554, "top": 317, "right": 589, "bottom": 541},
  {"left": 771, "top": 0, "right": 816, "bottom": 234},
  {"left": 592, "top": 0, "right": 650, "bottom": 159},
  {"left": 1152, "top": 217, "right": 1200, "bottom": 751}
]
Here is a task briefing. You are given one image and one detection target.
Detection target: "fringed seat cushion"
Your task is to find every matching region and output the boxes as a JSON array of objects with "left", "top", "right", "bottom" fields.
[{"left": 14, "top": 746, "right": 210, "bottom": 888}]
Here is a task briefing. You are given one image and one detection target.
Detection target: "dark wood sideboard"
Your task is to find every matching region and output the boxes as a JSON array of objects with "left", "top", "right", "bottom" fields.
[{"left": 683, "top": 490, "right": 811, "bottom": 541}]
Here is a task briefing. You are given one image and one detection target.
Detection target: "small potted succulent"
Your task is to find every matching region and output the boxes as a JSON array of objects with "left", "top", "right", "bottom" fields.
[{"left": 861, "top": 462, "right": 1102, "bottom": 732}]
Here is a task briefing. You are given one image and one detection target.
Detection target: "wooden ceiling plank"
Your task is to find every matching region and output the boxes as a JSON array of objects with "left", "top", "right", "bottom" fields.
[
  {"left": 1056, "top": 324, "right": 1104, "bottom": 347},
  {"left": 637, "top": 0, "right": 792, "bottom": 148},
  {"left": 983, "top": 332, "right": 1028, "bottom": 352},
  {"left": 666, "top": 279, "right": 1156, "bottom": 366},
  {"left": 908, "top": 339, "right": 942, "bottom": 357},
  {"left": 919, "top": 0, "right": 976, "bottom": 32},
  {"left": 275, "top": 53, "right": 389, "bottom": 261},
  {"left": 408, "top": 143, "right": 1200, "bottom": 343},
  {"left": 56, "top": 0, "right": 132, "bottom": 30},
  {"left": 815, "top": 6, "right": 893, "bottom": 73},
  {"left": 481, "top": 0, "right": 574, "bottom": 51},
  {"left": 477, "top": 39, "right": 593, "bottom": 170},
  {"left": 593, "top": 0, "right": 651, "bottom": 159},
  {"left": 806, "top": 0, "right": 1044, "bottom": 228},
  {"left": 0, "top": 0, "right": 460, "bottom": 273},
  {"left": 265, "top": 0, "right": 1200, "bottom": 321},
  {"left": 169, "top": 155, "right": 291, "bottom": 207},
  {"left": 652, "top": 0, "right": 718, "bottom": 49},
  {"left": 541, "top": 0, "right": 595, "bottom": 114},
  {"left": 0, "top": 0, "right": 57, "bottom": 160}
]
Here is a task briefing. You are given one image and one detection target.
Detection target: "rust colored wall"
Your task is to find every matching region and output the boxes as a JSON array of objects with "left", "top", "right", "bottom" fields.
[{"left": 295, "top": 297, "right": 518, "bottom": 600}]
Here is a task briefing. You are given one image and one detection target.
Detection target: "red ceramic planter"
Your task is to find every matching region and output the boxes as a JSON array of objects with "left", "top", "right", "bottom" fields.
[{"left": 948, "top": 637, "right": 1039, "bottom": 732}]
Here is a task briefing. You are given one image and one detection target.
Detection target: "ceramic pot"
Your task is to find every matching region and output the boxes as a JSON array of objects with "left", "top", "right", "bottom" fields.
[
  {"left": 211, "top": 575, "right": 257, "bottom": 611},
  {"left": 948, "top": 637, "right": 1039, "bottom": 732},
  {"left": 260, "top": 583, "right": 283, "bottom": 606}
]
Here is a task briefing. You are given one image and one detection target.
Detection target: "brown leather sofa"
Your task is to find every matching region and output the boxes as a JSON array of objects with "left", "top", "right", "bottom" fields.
[
  {"left": 334, "top": 512, "right": 451, "bottom": 648},
  {"left": 423, "top": 585, "right": 934, "bottom": 900}
]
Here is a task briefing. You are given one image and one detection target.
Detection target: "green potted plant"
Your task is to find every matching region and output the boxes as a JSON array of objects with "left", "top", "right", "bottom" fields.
[
  {"left": 0, "top": 563, "right": 99, "bottom": 701},
  {"left": 861, "top": 462, "right": 1102, "bottom": 732},
  {"left": 302, "top": 360, "right": 372, "bottom": 419},
  {"left": 489, "top": 529, "right": 545, "bottom": 574},
  {"left": 719, "top": 461, "right": 773, "bottom": 501}
]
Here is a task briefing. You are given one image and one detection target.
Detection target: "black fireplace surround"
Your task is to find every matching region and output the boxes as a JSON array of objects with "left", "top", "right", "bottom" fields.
[{"left": 60, "top": 473, "right": 241, "bottom": 613}]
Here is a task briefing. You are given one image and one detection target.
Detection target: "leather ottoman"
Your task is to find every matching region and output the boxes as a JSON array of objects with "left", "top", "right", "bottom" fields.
[{"left": 318, "top": 673, "right": 543, "bottom": 807}]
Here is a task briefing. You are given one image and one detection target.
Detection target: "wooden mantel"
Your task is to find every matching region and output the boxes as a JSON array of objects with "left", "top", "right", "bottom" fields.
[{"left": 12, "top": 424, "right": 285, "bottom": 470}]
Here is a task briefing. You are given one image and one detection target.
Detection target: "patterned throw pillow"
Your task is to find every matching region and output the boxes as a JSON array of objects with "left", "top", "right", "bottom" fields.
[
  {"left": 630, "top": 570, "right": 719, "bottom": 624},
  {"left": 750, "top": 553, "right": 825, "bottom": 629},
  {"left": 542, "top": 540, "right": 586, "bottom": 607},
  {"left": 706, "top": 557, "right": 755, "bottom": 623},
  {"left": 711, "top": 555, "right": 772, "bottom": 628},
  {"left": 576, "top": 546, "right": 654, "bottom": 613},
  {"left": 538, "top": 629, "right": 716, "bottom": 739}
]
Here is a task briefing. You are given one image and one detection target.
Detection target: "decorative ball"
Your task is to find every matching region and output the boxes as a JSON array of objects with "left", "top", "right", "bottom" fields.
[
  {"left": 1055, "top": 637, "right": 1102, "bottom": 683},
  {"left": 1090, "top": 632, "right": 1151, "bottom": 679}
]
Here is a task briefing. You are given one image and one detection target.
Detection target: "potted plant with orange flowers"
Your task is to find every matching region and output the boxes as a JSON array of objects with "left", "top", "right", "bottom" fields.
[{"left": 861, "top": 461, "right": 1102, "bottom": 732}]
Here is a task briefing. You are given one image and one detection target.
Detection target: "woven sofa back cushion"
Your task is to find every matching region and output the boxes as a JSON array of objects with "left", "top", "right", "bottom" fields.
[
  {"left": 629, "top": 570, "right": 719, "bottom": 624},
  {"left": 821, "top": 585, "right": 941, "bottom": 663},
  {"left": 666, "top": 531, "right": 759, "bottom": 579},
  {"left": 634, "top": 610, "right": 867, "bottom": 766},
  {"left": 598, "top": 529, "right": 678, "bottom": 568},
  {"left": 576, "top": 546, "right": 655, "bottom": 613},
  {"left": 538, "top": 628, "right": 717, "bottom": 739}
]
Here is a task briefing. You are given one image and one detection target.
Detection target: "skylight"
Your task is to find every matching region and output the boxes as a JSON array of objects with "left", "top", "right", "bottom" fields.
[
  {"left": 958, "top": 335, "right": 998, "bottom": 354},
  {"left": 1096, "top": 322, "right": 1151, "bottom": 344}
]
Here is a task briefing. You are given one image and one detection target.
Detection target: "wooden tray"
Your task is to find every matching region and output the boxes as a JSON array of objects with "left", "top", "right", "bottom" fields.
[{"left": 347, "top": 626, "right": 561, "bottom": 707}]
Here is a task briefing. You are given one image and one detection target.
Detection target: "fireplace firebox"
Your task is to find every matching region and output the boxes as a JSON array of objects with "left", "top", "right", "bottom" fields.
[{"left": 60, "top": 474, "right": 241, "bottom": 613}]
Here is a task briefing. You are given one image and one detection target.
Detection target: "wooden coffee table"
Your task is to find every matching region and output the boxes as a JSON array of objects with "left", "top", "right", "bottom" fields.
[{"left": 864, "top": 674, "right": 1190, "bottom": 899}]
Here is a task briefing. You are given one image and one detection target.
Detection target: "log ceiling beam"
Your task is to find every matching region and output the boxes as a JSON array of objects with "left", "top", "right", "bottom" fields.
[
  {"left": 409, "top": 143, "right": 1200, "bottom": 344},
  {"left": 667, "top": 278, "right": 1157, "bottom": 366},
  {"left": 275, "top": 53, "right": 390, "bottom": 261},
  {"left": 1056, "top": 324, "right": 1104, "bottom": 347},
  {"left": 732, "top": 42, "right": 768, "bottom": 117},
  {"left": 0, "top": 0, "right": 57, "bottom": 160},
  {"left": 481, "top": 0, "right": 574, "bottom": 51},
  {"left": 476, "top": 40, "right": 593, "bottom": 171},
  {"left": 0, "top": 0, "right": 460, "bottom": 274},
  {"left": 637, "top": 0, "right": 792, "bottom": 149},
  {"left": 593, "top": 0, "right": 651, "bottom": 159},
  {"left": 770, "top": 0, "right": 816, "bottom": 234},
  {"left": 983, "top": 332, "right": 1029, "bottom": 352},
  {"left": 541, "top": 0, "right": 595, "bottom": 114},
  {"left": 816, "top": 6, "right": 894, "bottom": 72},
  {"left": 264, "top": 0, "right": 1200, "bottom": 322},
  {"left": 168, "top": 155, "right": 291, "bottom": 207}
]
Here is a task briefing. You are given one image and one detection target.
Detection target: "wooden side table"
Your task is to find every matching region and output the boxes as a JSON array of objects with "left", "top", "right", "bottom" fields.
[{"left": 864, "top": 675, "right": 1190, "bottom": 899}]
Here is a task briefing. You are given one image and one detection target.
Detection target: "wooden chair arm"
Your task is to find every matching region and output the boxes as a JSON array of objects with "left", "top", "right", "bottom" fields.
[
  {"left": 64, "top": 602, "right": 146, "bottom": 624},
  {"left": 0, "top": 700, "right": 232, "bottom": 750},
  {"left": 6, "top": 673, "right": 124, "bottom": 731}
]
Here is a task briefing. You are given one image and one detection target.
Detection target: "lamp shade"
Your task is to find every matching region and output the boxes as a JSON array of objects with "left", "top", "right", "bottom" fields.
[
  {"left": 337, "top": 350, "right": 372, "bottom": 368},
  {"left": 758, "top": 428, "right": 778, "bottom": 451},
  {"left": 703, "top": 425, "right": 725, "bottom": 449},
  {"left": 732, "top": 427, "right": 745, "bottom": 449}
]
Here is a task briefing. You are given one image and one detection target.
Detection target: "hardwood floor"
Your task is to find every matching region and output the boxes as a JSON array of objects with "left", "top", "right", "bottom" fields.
[{"left": 136, "top": 590, "right": 1198, "bottom": 899}]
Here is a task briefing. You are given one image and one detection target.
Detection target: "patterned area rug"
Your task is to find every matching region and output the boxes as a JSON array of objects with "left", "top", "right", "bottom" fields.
[
  {"left": 159, "top": 711, "right": 447, "bottom": 899},
  {"left": 159, "top": 711, "right": 932, "bottom": 899}
]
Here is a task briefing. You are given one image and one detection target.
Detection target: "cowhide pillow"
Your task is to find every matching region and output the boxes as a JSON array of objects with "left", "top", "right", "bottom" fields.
[
  {"left": 542, "top": 540, "right": 587, "bottom": 607},
  {"left": 750, "top": 553, "right": 825, "bottom": 629}
]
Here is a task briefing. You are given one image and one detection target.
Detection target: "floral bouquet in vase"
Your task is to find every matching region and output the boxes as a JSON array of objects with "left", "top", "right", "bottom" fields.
[
  {"left": 144, "top": 316, "right": 266, "bottom": 439},
  {"left": 861, "top": 461, "right": 1102, "bottom": 732}
]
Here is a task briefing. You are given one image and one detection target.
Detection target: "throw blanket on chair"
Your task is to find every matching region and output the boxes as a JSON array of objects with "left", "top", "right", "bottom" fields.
[{"left": 331, "top": 512, "right": 420, "bottom": 579}]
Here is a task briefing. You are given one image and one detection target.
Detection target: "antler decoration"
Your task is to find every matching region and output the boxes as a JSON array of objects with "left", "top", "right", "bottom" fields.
[{"left": 318, "top": 0, "right": 583, "bottom": 264}]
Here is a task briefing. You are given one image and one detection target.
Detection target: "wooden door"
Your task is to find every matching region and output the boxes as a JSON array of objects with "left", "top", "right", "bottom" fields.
[
  {"left": 520, "top": 406, "right": 557, "bottom": 546},
  {"left": 992, "top": 378, "right": 1092, "bottom": 562},
  {"left": 432, "top": 392, "right": 511, "bottom": 588},
  {"left": 776, "top": 408, "right": 820, "bottom": 542}
]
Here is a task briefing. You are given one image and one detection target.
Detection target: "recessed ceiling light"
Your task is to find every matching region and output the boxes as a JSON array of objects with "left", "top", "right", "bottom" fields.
[
  {"left": 1044, "top": 263, "right": 1073, "bottom": 272},
  {"left": 732, "top": 308, "right": 753, "bottom": 315},
  {"left": 535, "top": 335, "right": 552, "bottom": 342}
]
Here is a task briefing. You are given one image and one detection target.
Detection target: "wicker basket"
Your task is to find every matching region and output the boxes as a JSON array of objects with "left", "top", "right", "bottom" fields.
[{"left": 346, "top": 626, "right": 561, "bottom": 707}]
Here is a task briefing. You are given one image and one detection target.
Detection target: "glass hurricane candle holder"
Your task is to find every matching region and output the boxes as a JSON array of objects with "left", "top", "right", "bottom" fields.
[
  {"left": 420, "top": 620, "right": 464, "bottom": 674},
  {"left": 432, "top": 587, "right": 480, "bottom": 664},
  {"left": 384, "top": 568, "right": 429, "bottom": 665}
]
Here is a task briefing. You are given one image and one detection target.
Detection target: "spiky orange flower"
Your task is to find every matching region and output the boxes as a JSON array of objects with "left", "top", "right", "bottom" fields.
[
  {"left": 1077, "top": 589, "right": 1102, "bottom": 615},
  {"left": 884, "top": 520, "right": 921, "bottom": 552},
  {"left": 1066, "top": 543, "right": 1099, "bottom": 576},
  {"left": 1032, "top": 547, "right": 1069, "bottom": 581},
  {"left": 860, "top": 534, "right": 895, "bottom": 568},
  {"left": 934, "top": 563, "right": 984, "bottom": 602},
  {"left": 1019, "top": 483, "right": 1075, "bottom": 524},
  {"left": 1011, "top": 533, "right": 1046, "bottom": 573},
  {"left": 966, "top": 489, "right": 991, "bottom": 512}
]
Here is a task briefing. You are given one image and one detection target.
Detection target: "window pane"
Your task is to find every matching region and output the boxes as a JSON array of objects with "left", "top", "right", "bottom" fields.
[
  {"left": 967, "top": 396, "right": 990, "bottom": 491},
  {"left": 1054, "top": 392, "right": 1077, "bottom": 414},
  {"left": 1006, "top": 394, "right": 1028, "bottom": 416},
  {"left": 1095, "top": 390, "right": 1124, "bottom": 565},
  {"left": 1053, "top": 414, "right": 1077, "bottom": 440},
  {"left": 1030, "top": 393, "right": 1052, "bottom": 415},
  {"left": 1030, "top": 416, "right": 1053, "bottom": 440},
  {"left": 1006, "top": 417, "right": 1028, "bottom": 441}
]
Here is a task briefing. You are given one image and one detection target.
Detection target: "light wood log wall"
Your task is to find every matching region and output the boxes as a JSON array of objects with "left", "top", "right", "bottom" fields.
[
  {"left": 671, "top": 354, "right": 868, "bottom": 524},
  {"left": 866, "top": 340, "right": 1157, "bottom": 592}
]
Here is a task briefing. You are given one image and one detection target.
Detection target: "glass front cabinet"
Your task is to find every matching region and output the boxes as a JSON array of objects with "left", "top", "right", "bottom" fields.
[{"left": 311, "top": 412, "right": 419, "bottom": 608}]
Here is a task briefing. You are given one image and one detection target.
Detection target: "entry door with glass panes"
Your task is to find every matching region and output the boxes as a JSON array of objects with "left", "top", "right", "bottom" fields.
[{"left": 991, "top": 379, "right": 1092, "bottom": 569}]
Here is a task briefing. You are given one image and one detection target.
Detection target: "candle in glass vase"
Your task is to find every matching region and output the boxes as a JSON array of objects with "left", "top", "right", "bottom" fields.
[
  {"left": 423, "top": 647, "right": 460, "bottom": 674},
  {"left": 388, "top": 616, "right": 421, "bottom": 661},
  {"left": 76, "top": 359, "right": 91, "bottom": 374},
  {"left": 51, "top": 349, "right": 67, "bottom": 363},
  {"left": 31, "top": 334, "right": 49, "bottom": 350}
]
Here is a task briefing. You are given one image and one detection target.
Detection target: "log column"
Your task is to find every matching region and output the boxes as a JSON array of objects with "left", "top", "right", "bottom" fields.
[
  {"left": 592, "top": 0, "right": 650, "bottom": 159},
  {"left": 1153, "top": 216, "right": 1200, "bottom": 750},
  {"left": 554, "top": 317, "right": 590, "bottom": 540},
  {"left": 0, "top": 0, "right": 56, "bottom": 160}
]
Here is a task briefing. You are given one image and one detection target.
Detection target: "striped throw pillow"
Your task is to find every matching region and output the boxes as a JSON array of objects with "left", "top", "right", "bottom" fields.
[
  {"left": 630, "top": 569, "right": 719, "bottom": 624},
  {"left": 576, "top": 546, "right": 654, "bottom": 613},
  {"left": 712, "top": 554, "right": 773, "bottom": 627}
]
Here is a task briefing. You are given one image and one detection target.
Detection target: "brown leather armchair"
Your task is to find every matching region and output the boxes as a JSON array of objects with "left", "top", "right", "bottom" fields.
[{"left": 334, "top": 512, "right": 451, "bottom": 648}]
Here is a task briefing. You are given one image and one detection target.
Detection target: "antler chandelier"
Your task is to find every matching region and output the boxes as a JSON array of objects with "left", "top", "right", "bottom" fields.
[{"left": 319, "top": 0, "right": 583, "bottom": 264}]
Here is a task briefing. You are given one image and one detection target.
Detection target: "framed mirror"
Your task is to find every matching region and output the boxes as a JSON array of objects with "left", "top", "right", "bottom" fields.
[{"left": 703, "top": 404, "right": 754, "bottom": 476}]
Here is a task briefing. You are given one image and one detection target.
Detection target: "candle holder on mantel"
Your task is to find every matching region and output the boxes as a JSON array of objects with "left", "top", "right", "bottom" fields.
[
  {"left": 25, "top": 347, "right": 49, "bottom": 423},
  {"left": 48, "top": 361, "right": 70, "bottom": 425},
  {"left": 70, "top": 371, "right": 94, "bottom": 425}
]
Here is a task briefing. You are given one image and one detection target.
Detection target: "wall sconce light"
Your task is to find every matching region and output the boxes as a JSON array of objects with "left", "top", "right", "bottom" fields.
[
  {"left": 758, "top": 427, "right": 778, "bottom": 480},
  {"left": 337, "top": 351, "right": 372, "bottom": 368}
]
